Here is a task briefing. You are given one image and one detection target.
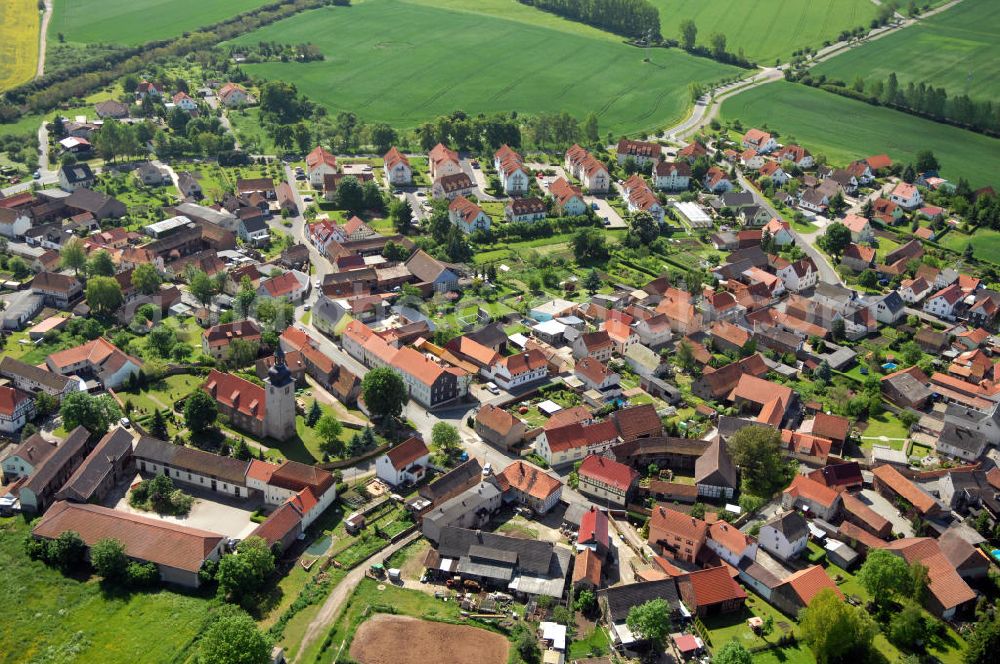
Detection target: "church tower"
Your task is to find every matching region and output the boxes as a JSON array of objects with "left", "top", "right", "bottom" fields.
[{"left": 264, "top": 347, "right": 296, "bottom": 441}]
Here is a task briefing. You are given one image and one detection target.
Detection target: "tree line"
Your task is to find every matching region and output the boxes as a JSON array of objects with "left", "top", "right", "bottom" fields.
[
  {"left": 519, "top": 0, "right": 661, "bottom": 40},
  {"left": 798, "top": 71, "right": 1000, "bottom": 137}
]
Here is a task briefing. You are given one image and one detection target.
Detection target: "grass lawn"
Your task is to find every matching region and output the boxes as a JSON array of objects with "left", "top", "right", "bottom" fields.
[
  {"left": 0, "top": 0, "right": 39, "bottom": 93},
  {"left": 0, "top": 516, "right": 216, "bottom": 664},
  {"left": 568, "top": 624, "right": 610, "bottom": 659},
  {"left": 288, "top": 402, "right": 357, "bottom": 463},
  {"left": 812, "top": 0, "right": 1000, "bottom": 106},
  {"left": 227, "top": 107, "right": 277, "bottom": 154},
  {"left": 119, "top": 373, "right": 204, "bottom": 416},
  {"left": 719, "top": 81, "right": 1000, "bottom": 187},
  {"left": 701, "top": 592, "right": 801, "bottom": 653},
  {"left": 651, "top": 0, "right": 879, "bottom": 64},
  {"left": 231, "top": 0, "right": 738, "bottom": 136},
  {"left": 49, "top": 0, "right": 275, "bottom": 45},
  {"left": 939, "top": 227, "right": 1000, "bottom": 263},
  {"left": 860, "top": 412, "right": 910, "bottom": 447}
]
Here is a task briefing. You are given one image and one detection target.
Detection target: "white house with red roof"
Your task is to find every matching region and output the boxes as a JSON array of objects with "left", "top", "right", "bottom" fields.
[
  {"left": 616, "top": 138, "right": 661, "bottom": 166},
  {"left": 306, "top": 146, "right": 338, "bottom": 187},
  {"left": 890, "top": 182, "right": 923, "bottom": 210},
  {"left": 763, "top": 217, "right": 793, "bottom": 246},
  {"left": 548, "top": 177, "right": 587, "bottom": 216},
  {"left": 923, "top": 284, "right": 963, "bottom": 320},
  {"left": 172, "top": 92, "right": 198, "bottom": 111},
  {"left": 741, "top": 128, "right": 777, "bottom": 154},
  {"left": 490, "top": 349, "right": 548, "bottom": 390},
  {"left": 448, "top": 196, "right": 491, "bottom": 234},
  {"left": 429, "top": 143, "right": 461, "bottom": 180},
  {"left": 703, "top": 166, "right": 732, "bottom": 193},
  {"left": 217, "top": 82, "right": 252, "bottom": 107},
  {"left": 740, "top": 148, "right": 764, "bottom": 170},
  {"left": 535, "top": 419, "right": 620, "bottom": 467},
  {"left": 774, "top": 144, "right": 813, "bottom": 168},
  {"left": 494, "top": 145, "right": 529, "bottom": 196},
  {"left": 776, "top": 258, "right": 818, "bottom": 293},
  {"left": 653, "top": 160, "right": 691, "bottom": 191},
  {"left": 383, "top": 147, "right": 412, "bottom": 186},
  {"left": 46, "top": 338, "right": 142, "bottom": 390},
  {"left": 376, "top": 436, "right": 430, "bottom": 486},
  {"left": 623, "top": 175, "right": 665, "bottom": 222},
  {"left": 576, "top": 454, "right": 639, "bottom": 506},
  {"left": 707, "top": 520, "right": 758, "bottom": 566},
  {"left": 759, "top": 161, "right": 789, "bottom": 186},
  {"left": 0, "top": 385, "right": 35, "bottom": 434},
  {"left": 841, "top": 214, "right": 875, "bottom": 243},
  {"left": 781, "top": 474, "right": 841, "bottom": 521},
  {"left": 257, "top": 270, "right": 309, "bottom": 302},
  {"left": 564, "top": 144, "right": 609, "bottom": 193},
  {"left": 899, "top": 277, "right": 932, "bottom": 304}
]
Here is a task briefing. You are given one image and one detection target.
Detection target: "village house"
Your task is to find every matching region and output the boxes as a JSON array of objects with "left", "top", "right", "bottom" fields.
[
  {"left": 58, "top": 163, "right": 95, "bottom": 192},
  {"left": 703, "top": 166, "right": 732, "bottom": 193},
  {"left": 0, "top": 385, "right": 35, "bottom": 435},
  {"left": 890, "top": 182, "right": 923, "bottom": 209},
  {"left": 842, "top": 214, "right": 875, "bottom": 244},
  {"left": 742, "top": 128, "right": 777, "bottom": 153},
  {"left": 429, "top": 143, "right": 461, "bottom": 180},
  {"left": 490, "top": 349, "right": 548, "bottom": 391},
  {"left": 46, "top": 338, "right": 141, "bottom": 390},
  {"left": 623, "top": 174, "right": 665, "bottom": 222},
  {"left": 475, "top": 404, "right": 526, "bottom": 451},
  {"left": 217, "top": 83, "right": 252, "bottom": 107},
  {"left": 616, "top": 138, "right": 661, "bottom": 166},
  {"left": 706, "top": 519, "right": 758, "bottom": 566},
  {"left": 653, "top": 161, "right": 691, "bottom": 191},
  {"left": 923, "top": 284, "right": 963, "bottom": 320},
  {"left": 564, "top": 144, "right": 609, "bottom": 193},
  {"left": 432, "top": 172, "right": 476, "bottom": 200},
  {"left": 774, "top": 144, "right": 813, "bottom": 168},
  {"left": 647, "top": 505, "right": 708, "bottom": 563},
  {"left": 375, "top": 436, "right": 430, "bottom": 486},
  {"left": 535, "top": 418, "right": 620, "bottom": 467},
  {"left": 448, "top": 196, "right": 491, "bottom": 234},
  {"left": 548, "top": 177, "right": 587, "bottom": 216},
  {"left": 496, "top": 460, "right": 562, "bottom": 514},
  {"left": 781, "top": 474, "right": 841, "bottom": 521},
  {"left": 201, "top": 320, "right": 261, "bottom": 360},
  {"left": 576, "top": 454, "right": 639, "bottom": 507},
  {"left": 759, "top": 510, "right": 809, "bottom": 560},
  {"left": 505, "top": 197, "right": 547, "bottom": 223},
  {"left": 18, "top": 426, "right": 92, "bottom": 513},
  {"left": 574, "top": 357, "right": 622, "bottom": 400},
  {"left": 383, "top": 147, "right": 412, "bottom": 186},
  {"left": 494, "top": 145, "right": 529, "bottom": 196}
]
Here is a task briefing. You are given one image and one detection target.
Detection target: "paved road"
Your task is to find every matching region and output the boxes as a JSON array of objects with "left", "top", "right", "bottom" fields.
[
  {"left": 295, "top": 530, "right": 421, "bottom": 662},
  {"left": 663, "top": 67, "right": 784, "bottom": 142},
  {"left": 735, "top": 171, "right": 842, "bottom": 286},
  {"left": 36, "top": 0, "right": 53, "bottom": 79}
]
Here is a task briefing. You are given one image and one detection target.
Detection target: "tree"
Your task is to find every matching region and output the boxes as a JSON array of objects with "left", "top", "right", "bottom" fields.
[
  {"left": 583, "top": 268, "right": 602, "bottom": 294},
  {"left": 60, "top": 392, "right": 122, "bottom": 434},
  {"left": 574, "top": 588, "right": 597, "bottom": 615},
  {"left": 625, "top": 599, "right": 672, "bottom": 651},
  {"left": 389, "top": 197, "right": 413, "bottom": 235},
  {"left": 131, "top": 263, "right": 162, "bottom": 295},
  {"left": 628, "top": 211, "right": 659, "bottom": 245},
  {"left": 225, "top": 338, "right": 260, "bottom": 369},
  {"left": 818, "top": 222, "right": 852, "bottom": 257},
  {"left": 217, "top": 536, "right": 274, "bottom": 602},
  {"left": 361, "top": 367, "right": 408, "bottom": 423},
  {"left": 431, "top": 421, "right": 461, "bottom": 458},
  {"left": 231, "top": 438, "right": 252, "bottom": 461},
  {"left": 370, "top": 123, "right": 397, "bottom": 154},
  {"left": 199, "top": 608, "right": 272, "bottom": 664},
  {"left": 147, "top": 325, "right": 177, "bottom": 358},
  {"left": 35, "top": 391, "right": 59, "bottom": 417},
  {"left": 832, "top": 318, "right": 846, "bottom": 341},
  {"left": 306, "top": 400, "right": 322, "bottom": 427},
  {"left": 713, "top": 642, "right": 753, "bottom": 664},
  {"left": 85, "top": 276, "right": 124, "bottom": 316},
  {"left": 858, "top": 549, "right": 913, "bottom": 608},
  {"left": 814, "top": 360, "right": 832, "bottom": 384},
  {"left": 49, "top": 530, "right": 87, "bottom": 572},
  {"left": 316, "top": 414, "right": 344, "bottom": 456},
  {"left": 61, "top": 237, "right": 87, "bottom": 276},
  {"left": 728, "top": 426, "right": 791, "bottom": 497},
  {"left": 676, "top": 340, "right": 696, "bottom": 372},
  {"left": 149, "top": 409, "right": 169, "bottom": 441},
  {"left": 189, "top": 269, "right": 215, "bottom": 307},
  {"left": 90, "top": 538, "right": 128, "bottom": 581},
  {"left": 965, "top": 613, "right": 1000, "bottom": 664},
  {"left": 572, "top": 228, "right": 609, "bottom": 263},
  {"left": 184, "top": 390, "right": 218, "bottom": 434},
  {"left": 915, "top": 150, "right": 939, "bottom": 174},
  {"left": 679, "top": 19, "right": 697, "bottom": 50},
  {"left": 87, "top": 250, "right": 116, "bottom": 277},
  {"left": 710, "top": 32, "right": 727, "bottom": 58},
  {"left": 334, "top": 175, "right": 365, "bottom": 214},
  {"left": 889, "top": 603, "right": 926, "bottom": 650},
  {"left": 8, "top": 256, "right": 30, "bottom": 279},
  {"left": 583, "top": 112, "right": 599, "bottom": 142},
  {"left": 858, "top": 269, "right": 878, "bottom": 289},
  {"left": 799, "top": 589, "right": 876, "bottom": 664}
]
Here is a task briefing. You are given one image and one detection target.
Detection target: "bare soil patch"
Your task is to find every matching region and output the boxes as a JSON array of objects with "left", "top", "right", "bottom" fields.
[{"left": 349, "top": 614, "right": 508, "bottom": 664}]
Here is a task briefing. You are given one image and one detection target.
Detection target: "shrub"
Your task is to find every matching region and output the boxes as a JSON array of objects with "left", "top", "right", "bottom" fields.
[{"left": 127, "top": 561, "right": 160, "bottom": 587}]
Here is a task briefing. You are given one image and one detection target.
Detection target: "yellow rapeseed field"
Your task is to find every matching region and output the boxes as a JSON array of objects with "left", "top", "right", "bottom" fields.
[{"left": 0, "top": 0, "right": 40, "bottom": 92}]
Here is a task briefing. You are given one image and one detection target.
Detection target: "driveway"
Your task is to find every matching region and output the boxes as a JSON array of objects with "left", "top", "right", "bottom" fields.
[
  {"left": 460, "top": 159, "right": 492, "bottom": 200},
  {"left": 590, "top": 195, "right": 626, "bottom": 229}
]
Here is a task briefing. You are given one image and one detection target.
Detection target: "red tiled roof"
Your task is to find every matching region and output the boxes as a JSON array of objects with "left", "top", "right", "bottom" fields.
[
  {"left": 709, "top": 520, "right": 753, "bottom": 556},
  {"left": 306, "top": 146, "right": 337, "bottom": 170},
  {"left": 812, "top": 413, "right": 850, "bottom": 441},
  {"left": 872, "top": 464, "right": 938, "bottom": 514},
  {"left": 475, "top": 403, "right": 521, "bottom": 436},
  {"left": 385, "top": 436, "right": 429, "bottom": 471},
  {"left": 684, "top": 565, "right": 747, "bottom": 607},
  {"left": 573, "top": 547, "right": 602, "bottom": 586},
  {"left": 784, "top": 565, "right": 842, "bottom": 606},
  {"left": 783, "top": 474, "right": 839, "bottom": 509},
  {"left": 838, "top": 520, "right": 887, "bottom": 549},
  {"left": 261, "top": 271, "right": 303, "bottom": 298},
  {"left": 578, "top": 455, "right": 639, "bottom": 493},
  {"left": 497, "top": 460, "right": 562, "bottom": 501},
  {"left": 879, "top": 538, "right": 976, "bottom": 611},
  {"left": 203, "top": 370, "right": 265, "bottom": 422},
  {"left": 578, "top": 506, "right": 609, "bottom": 550},
  {"left": 0, "top": 385, "right": 31, "bottom": 417},
  {"left": 649, "top": 505, "right": 708, "bottom": 544}
]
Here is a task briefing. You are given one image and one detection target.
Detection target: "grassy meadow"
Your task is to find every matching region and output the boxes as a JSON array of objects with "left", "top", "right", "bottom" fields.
[
  {"left": 231, "top": 0, "right": 738, "bottom": 135},
  {"left": 0, "top": 0, "right": 40, "bottom": 92},
  {"left": 651, "top": 0, "right": 879, "bottom": 64},
  {"left": 719, "top": 81, "right": 1000, "bottom": 188},
  {"left": 49, "top": 0, "right": 274, "bottom": 45},
  {"left": 0, "top": 517, "right": 215, "bottom": 664},
  {"left": 813, "top": 0, "right": 1000, "bottom": 104}
]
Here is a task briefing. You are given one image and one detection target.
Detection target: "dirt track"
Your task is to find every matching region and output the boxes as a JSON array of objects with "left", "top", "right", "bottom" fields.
[{"left": 349, "top": 614, "right": 508, "bottom": 664}]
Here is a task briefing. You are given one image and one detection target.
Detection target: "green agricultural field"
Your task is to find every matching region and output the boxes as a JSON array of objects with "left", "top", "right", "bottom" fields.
[
  {"left": 939, "top": 227, "right": 1000, "bottom": 263},
  {"left": 651, "top": 0, "right": 879, "bottom": 64},
  {"left": 231, "top": 0, "right": 737, "bottom": 135},
  {"left": 719, "top": 81, "right": 1000, "bottom": 187},
  {"left": 813, "top": 0, "right": 1000, "bottom": 105},
  {"left": 0, "top": 517, "right": 215, "bottom": 664},
  {"left": 49, "top": 0, "right": 275, "bottom": 45}
]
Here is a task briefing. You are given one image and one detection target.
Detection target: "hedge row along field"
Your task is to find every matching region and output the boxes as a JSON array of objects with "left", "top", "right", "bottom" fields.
[{"left": 232, "top": 0, "right": 738, "bottom": 135}]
